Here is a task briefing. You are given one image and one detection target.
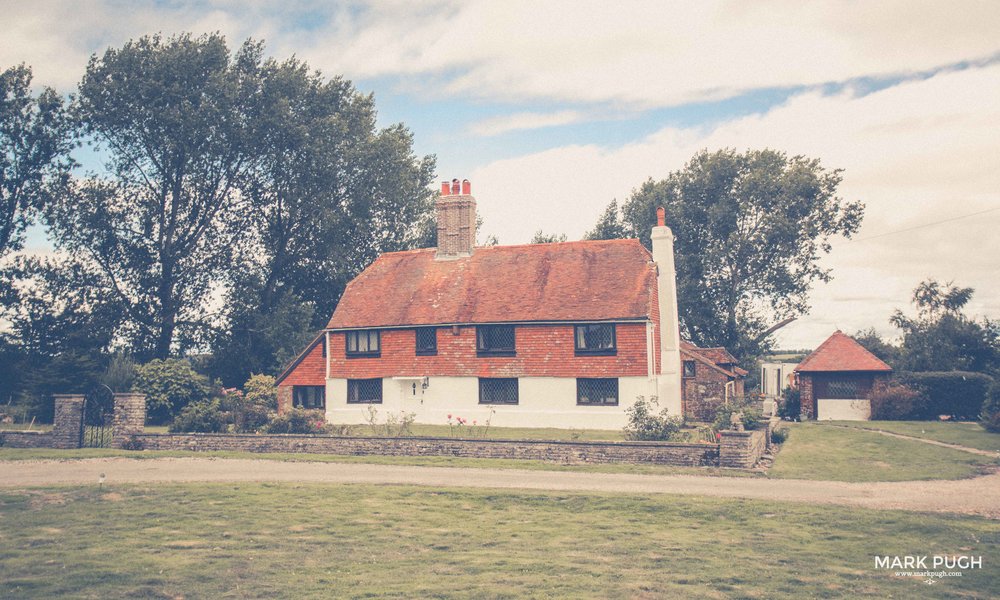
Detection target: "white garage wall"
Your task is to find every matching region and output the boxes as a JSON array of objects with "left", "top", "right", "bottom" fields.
[
  {"left": 325, "top": 376, "right": 656, "bottom": 430},
  {"left": 817, "top": 398, "right": 871, "bottom": 421}
]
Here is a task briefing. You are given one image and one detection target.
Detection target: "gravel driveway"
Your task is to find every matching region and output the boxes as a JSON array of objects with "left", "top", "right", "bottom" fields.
[{"left": 3, "top": 457, "right": 999, "bottom": 518}]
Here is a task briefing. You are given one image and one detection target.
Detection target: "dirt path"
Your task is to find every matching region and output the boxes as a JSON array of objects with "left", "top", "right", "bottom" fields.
[
  {"left": 3, "top": 457, "right": 999, "bottom": 518},
  {"left": 820, "top": 423, "right": 1000, "bottom": 457}
]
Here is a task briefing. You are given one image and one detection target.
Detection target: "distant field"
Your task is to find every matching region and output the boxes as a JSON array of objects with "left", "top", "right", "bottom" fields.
[
  {"left": 827, "top": 420, "right": 1000, "bottom": 453},
  {"left": 0, "top": 483, "right": 996, "bottom": 599},
  {"left": 770, "top": 422, "right": 997, "bottom": 482},
  {"left": 0, "top": 423, "right": 52, "bottom": 432}
]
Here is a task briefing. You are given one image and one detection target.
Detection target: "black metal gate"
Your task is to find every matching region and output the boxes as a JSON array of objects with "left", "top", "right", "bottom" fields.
[{"left": 81, "top": 386, "right": 114, "bottom": 448}]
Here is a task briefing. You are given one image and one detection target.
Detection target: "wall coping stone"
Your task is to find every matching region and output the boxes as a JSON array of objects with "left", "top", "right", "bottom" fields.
[{"left": 136, "top": 432, "right": 715, "bottom": 449}]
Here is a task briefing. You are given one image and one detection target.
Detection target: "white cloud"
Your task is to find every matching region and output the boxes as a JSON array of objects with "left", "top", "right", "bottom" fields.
[
  {"left": 468, "top": 63, "right": 1000, "bottom": 348},
  {"left": 5, "top": 1, "right": 1000, "bottom": 108},
  {"left": 468, "top": 110, "right": 585, "bottom": 137}
]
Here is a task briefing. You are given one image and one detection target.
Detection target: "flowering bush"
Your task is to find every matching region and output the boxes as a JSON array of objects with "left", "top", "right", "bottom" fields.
[
  {"left": 623, "top": 397, "right": 683, "bottom": 441},
  {"left": 264, "top": 408, "right": 326, "bottom": 434}
]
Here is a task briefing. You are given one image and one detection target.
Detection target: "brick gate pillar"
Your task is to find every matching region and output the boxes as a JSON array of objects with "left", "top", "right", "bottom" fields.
[
  {"left": 112, "top": 393, "right": 146, "bottom": 448},
  {"left": 50, "top": 394, "right": 85, "bottom": 449}
]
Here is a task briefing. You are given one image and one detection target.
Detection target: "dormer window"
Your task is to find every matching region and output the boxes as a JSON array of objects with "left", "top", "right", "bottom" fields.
[
  {"left": 346, "top": 330, "right": 380, "bottom": 358},
  {"left": 574, "top": 324, "right": 616, "bottom": 355}
]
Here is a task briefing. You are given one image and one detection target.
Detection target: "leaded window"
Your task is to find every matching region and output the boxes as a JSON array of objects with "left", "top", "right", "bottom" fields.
[
  {"left": 683, "top": 360, "right": 696, "bottom": 378},
  {"left": 415, "top": 327, "right": 437, "bottom": 355},
  {"left": 574, "top": 324, "right": 616, "bottom": 355},
  {"left": 346, "top": 330, "right": 380, "bottom": 357},
  {"left": 293, "top": 386, "right": 326, "bottom": 409},
  {"left": 347, "top": 378, "right": 383, "bottom": 403},
  {"left": 479, "top": 378, "right": 519, "bottom": 404},
  {"left": 577, "top": 378, "right": 619, "bottom": 406},
  {"left": 477, "top": 325, "right": 516, "bottom": 356}
]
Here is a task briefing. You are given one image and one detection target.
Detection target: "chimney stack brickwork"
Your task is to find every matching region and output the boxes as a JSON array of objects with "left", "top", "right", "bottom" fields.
[{"left": 435, "top": 178, "right": 476, "bottom": 260}]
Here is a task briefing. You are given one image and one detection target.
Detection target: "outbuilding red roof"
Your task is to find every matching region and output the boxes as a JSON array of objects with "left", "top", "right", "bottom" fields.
[
  {"left": 794, "top": 330, "right": 893, "bottom": 373},
  {"left": 326, "top": 239, "right": 656, "bottom": 329}
]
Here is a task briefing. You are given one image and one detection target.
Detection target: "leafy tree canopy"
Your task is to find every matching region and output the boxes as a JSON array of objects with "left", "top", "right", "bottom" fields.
[
  {"left": 529, "top": 230, "right": 567, "bottom": 244},
  {"left": 890, "top": 279, "right": 999, "bottom": 375},
  {"left": 595, "top": 148, "right": 863, "bottom": 361},
  {"left": 0, "top": 65, "right": 74, "bottom": 258}
]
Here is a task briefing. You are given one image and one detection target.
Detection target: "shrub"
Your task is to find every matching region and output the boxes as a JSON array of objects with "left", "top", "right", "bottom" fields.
[
  {"left": 771, "top": 427, "right": 789, "bottom": 445},
  {"left": 712, "top": 401, "right": 762, "bottom": 432},
  {"left": 623, "top": 397, "right": 683, "bottom": 441},
  {"left": 169, "top": 399, "right": 226, "bottom": 433},
  {"left": 898, "top": 371, "right": 994, "bottom": 420},
  {"left": 223, "top": 374, "right": 278, "bottom": 433},
  {"left": 982, "top": 384, "right": 1000, "bottom": 433},
  {"left": 264, "top": 408, "right": 326, "bottom": 434},
  {"left": 364, "top": 406, "right": 416, "bottom": 437},
  {"left": 869, "top": 383, "right": 924, "bottom": 420},
  {"left": 135, "top": 359, "right": 214, "bottom": 424},
  {"left": 120, "top": 435, "right": 145, "bottom": 451},
  {"left": 778, "top": 386, "right": 801, "bottom": 421}
]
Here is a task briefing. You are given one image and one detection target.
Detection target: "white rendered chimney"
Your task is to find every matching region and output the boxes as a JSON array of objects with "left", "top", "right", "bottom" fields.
[
  {"left": 435, "top": 178, "right": 476, "bottom": 260},
  {"left": 651, "top": 207, "right": 683, "bottom": 415}
]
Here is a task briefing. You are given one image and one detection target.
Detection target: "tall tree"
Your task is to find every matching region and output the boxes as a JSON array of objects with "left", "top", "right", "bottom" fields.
[
  {"left": 0, "top": 65, "right": 74, "bottom": 258},
  {"left": 529, "top": 230, "right": 567, "bottom": 244},
  {"left": 890, "top": 279, "right": 999, "bottom": 375},
  {"left": 611, "top": 148, "right": 864, "bottom": 360},
  {"left": 46, "top": 33, "right": 264, "bottom": 359},
  {"left": 584, "top": 198, "right": 627, "bottom": 241},
  {"left": 209, "top": 56, "right": 435, "bottom": 385}
]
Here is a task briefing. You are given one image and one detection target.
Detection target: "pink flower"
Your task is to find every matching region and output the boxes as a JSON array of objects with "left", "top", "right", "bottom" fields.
[
  {"left": 715, "top": 432, "right": 722, "bottom": 441},
  {"left": 447, "top": 414, "right": 452, "bottom": 420},
  {"left": 473, "top": 420, "right": 477, "bottom": 425}
]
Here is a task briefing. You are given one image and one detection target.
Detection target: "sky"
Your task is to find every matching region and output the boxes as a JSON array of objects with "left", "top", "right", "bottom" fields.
[{"left": 4, "top": 0, "right": 999, "bottom": 350}]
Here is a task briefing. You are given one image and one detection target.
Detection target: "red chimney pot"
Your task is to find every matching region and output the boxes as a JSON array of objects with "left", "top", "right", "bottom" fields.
[
  {"left": 656, "top": 207, "right": 665, "bottom": 227},
  {"left": 451, "top": 178, "right": 460, "bottom": 195},
  {"left": 441, "top": 181, "right": 450, "bottom": 195},
  {"left": 461, "top": 179, "right": 471, "bottom": 195}
]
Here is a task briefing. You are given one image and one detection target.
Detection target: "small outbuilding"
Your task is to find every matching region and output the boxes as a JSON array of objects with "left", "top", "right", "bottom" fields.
[{"left": 794, "top": 330, "right": 892, "bottom": 420}]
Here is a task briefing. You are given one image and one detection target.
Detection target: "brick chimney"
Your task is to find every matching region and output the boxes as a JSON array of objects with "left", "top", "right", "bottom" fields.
[{"left": 435, "top": 178, "right": 476, "bottom": 260}]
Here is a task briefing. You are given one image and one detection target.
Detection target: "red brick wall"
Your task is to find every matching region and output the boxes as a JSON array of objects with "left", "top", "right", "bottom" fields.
[
  {"left": 328, "top": 323, "right": 649, "bottom": 379},
  {"left": 682, "top": 364, "right": 732, "bottom": 422},
  {"left": 279, "top": 339, "right": 326, "bottom": 387}
]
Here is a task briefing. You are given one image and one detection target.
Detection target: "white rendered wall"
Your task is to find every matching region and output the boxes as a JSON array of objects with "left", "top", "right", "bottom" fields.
[
  {"left": 325, "top": 376, "right": 654, "bottom": 430},
  {"left": 651, "top": 223, "right": 683, "bottom": 415}
]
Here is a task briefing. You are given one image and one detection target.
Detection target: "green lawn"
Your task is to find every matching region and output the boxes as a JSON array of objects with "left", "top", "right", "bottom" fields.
[
  {"left": 769, "top": 423, "right": 998, "bottom": 482},
  {"left": 0, "top": 423, "right": 52, "bottom": 432},
  {"left": 0, "top": 447, "right": 754, "bottom": 478},
  {"left": 0, "top": 483, "right": 996, "bottom": 598},
  {"left": 827, "top": 421, "right": 1000, "bottom": 453}
]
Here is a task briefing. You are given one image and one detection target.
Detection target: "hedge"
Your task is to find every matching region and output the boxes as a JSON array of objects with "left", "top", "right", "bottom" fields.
[{"left": 897, "top": 371, "right": 994, "bottom": 420}]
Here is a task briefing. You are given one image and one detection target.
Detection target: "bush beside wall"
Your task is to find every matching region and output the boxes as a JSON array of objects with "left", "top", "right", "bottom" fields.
[{"left": 898, "top": 371, "right": 994, "bottom": 420}]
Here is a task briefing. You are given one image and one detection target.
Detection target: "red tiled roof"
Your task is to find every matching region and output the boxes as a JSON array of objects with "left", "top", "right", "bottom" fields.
[
  {"left": 794, "top": 330, "right": 893, "bottom": 373},
  {"left": 680, "top": 340, "right": 744, "bottom": 379},
  {"left": 327, "top": 239, "right": 656, "bottom": 329},
  {"left": 695, "top": 347, "right": 738, "bottom": 366}
]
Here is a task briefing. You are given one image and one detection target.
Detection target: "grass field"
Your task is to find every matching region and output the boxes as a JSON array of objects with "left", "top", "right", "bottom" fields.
[
  {"left": 827, "top": 421, "right": 1000, "bottom": 453},
  {"left": 0, "top": 483, "right": 997, "bottom": 599},
  {"left": 769, "top": 423, "right": 997, "bottom": 482}
]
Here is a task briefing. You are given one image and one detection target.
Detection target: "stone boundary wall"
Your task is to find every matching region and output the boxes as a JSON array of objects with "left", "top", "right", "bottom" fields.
[
  {"left": 135, "top": 433, "right": 721, "bottom": 467},
  {"left": 0, "top": 430, "right": 55, "bottom": 448},
  {"left": 719, "top": 428, "right": 768, "bottom": 469},
  {"left": 3, "top": 392, "right": 775, "bottom": 469}
]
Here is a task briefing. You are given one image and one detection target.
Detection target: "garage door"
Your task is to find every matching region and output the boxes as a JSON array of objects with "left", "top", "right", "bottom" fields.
[{"left": 817, "top": 398, "right": 871, "bottom": 421}]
